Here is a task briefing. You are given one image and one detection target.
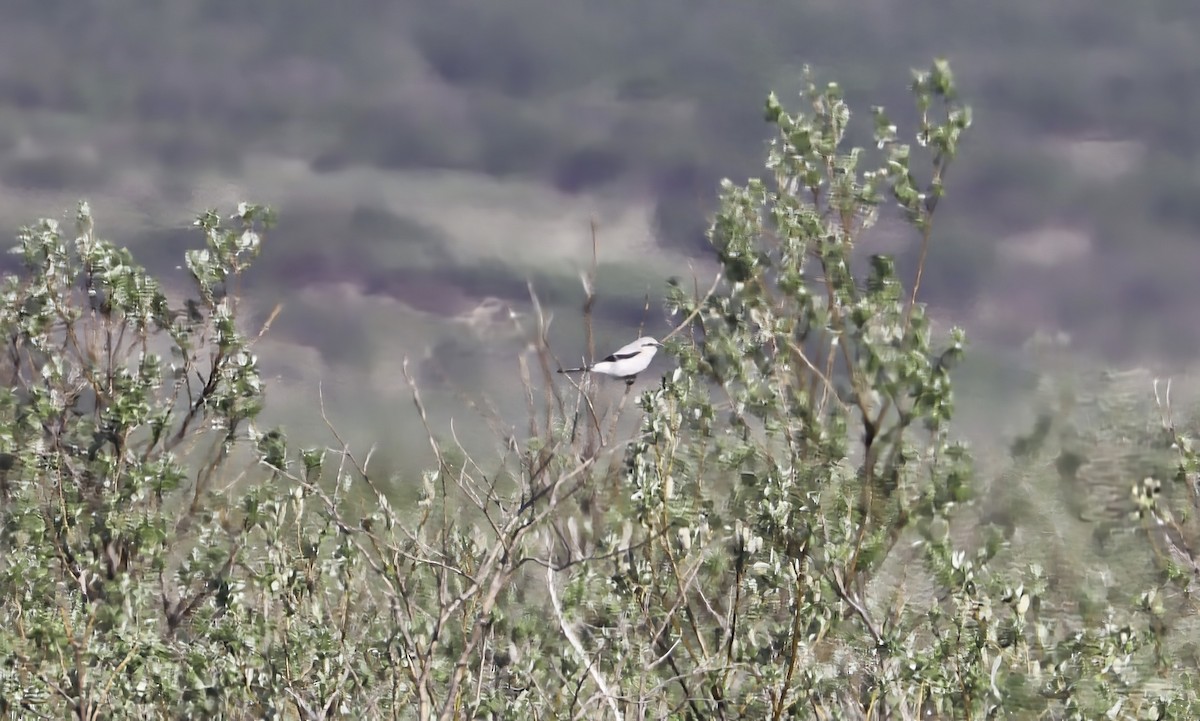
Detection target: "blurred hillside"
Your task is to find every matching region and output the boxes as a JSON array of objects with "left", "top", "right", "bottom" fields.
[{"left": 0, "top": 1, "right": 1196, "bottom": 465}]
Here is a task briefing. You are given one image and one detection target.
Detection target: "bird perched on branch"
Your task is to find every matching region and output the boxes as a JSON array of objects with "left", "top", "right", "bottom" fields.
[{"left": 558, "top": 337, "right": 664, "bottom": 384}]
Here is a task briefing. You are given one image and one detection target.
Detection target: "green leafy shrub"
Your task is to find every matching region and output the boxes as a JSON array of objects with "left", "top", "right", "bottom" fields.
[{"left": 3, "top": 60, "right": 1200, "bottom": 720}]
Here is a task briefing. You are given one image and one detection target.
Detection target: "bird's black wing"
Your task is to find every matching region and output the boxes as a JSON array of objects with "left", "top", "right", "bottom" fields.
[{"left": 602, "top": 350, "right": 640, "bottom": 363}]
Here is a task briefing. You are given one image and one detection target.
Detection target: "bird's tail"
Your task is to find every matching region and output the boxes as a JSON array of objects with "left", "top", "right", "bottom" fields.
[{"left": 557, "top": 366, "right": 589, "bottom": 374}]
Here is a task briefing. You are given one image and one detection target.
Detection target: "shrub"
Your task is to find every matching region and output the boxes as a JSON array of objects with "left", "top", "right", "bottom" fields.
[{"left": 3, "top": 60, "right": 1199, "bottom": 720}]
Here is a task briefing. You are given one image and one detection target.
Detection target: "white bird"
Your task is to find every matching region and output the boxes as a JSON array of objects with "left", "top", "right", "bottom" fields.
[{"left": 558, "top": 337, "right": 664, "bottom": 382}]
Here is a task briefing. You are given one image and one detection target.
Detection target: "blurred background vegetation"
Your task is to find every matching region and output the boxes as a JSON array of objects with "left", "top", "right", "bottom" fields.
[{"left": 0, "top": 0, "right": 1194, "bottom": 477}]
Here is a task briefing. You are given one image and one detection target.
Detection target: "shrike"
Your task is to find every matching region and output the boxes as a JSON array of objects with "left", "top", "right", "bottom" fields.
[{"left": 558, "top": 337, "right": 664, "bottom": 383}]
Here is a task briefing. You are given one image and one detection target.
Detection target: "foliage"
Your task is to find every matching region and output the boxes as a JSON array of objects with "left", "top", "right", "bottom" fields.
[{"left": 4, "top": 61, "right": 1200, "bottom": 720}]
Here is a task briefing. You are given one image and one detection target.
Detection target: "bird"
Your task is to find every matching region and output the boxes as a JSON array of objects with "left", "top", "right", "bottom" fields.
[{"left": 557, "top": 337, "right": 664, "bottom": 384}]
